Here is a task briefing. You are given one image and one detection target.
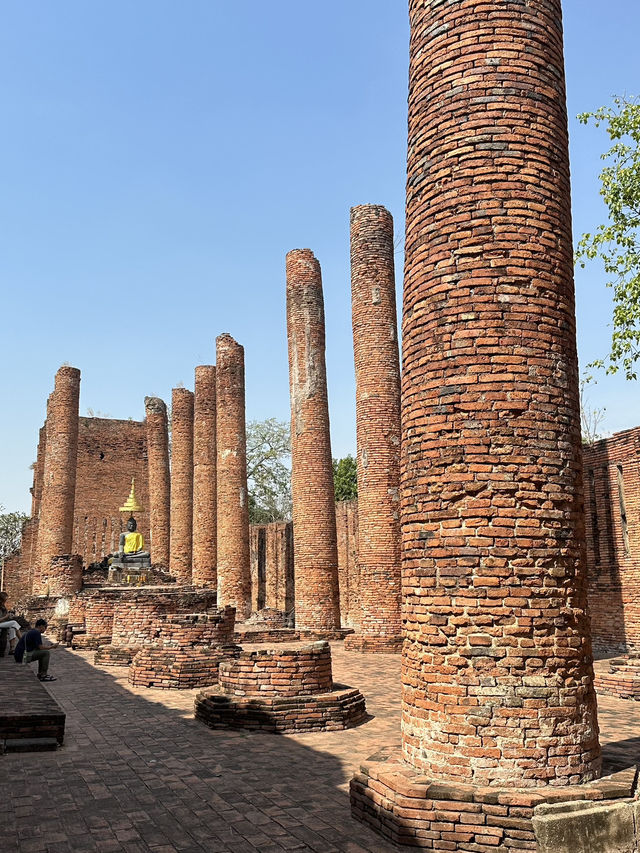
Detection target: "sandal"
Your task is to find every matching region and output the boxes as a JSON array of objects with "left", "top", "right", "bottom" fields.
[{"left": 38, "top": 674, "right": 57, "bottom": 682}]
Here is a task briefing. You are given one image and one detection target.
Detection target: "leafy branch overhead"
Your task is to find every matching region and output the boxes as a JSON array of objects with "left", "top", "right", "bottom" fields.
[{"left": 576, "top": 96, "right": 640, "bottom": 380}]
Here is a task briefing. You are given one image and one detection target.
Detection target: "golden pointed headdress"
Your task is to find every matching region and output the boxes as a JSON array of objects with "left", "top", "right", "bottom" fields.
[{"left": 119, "top": 478, "right": 143, "bottom": 514}]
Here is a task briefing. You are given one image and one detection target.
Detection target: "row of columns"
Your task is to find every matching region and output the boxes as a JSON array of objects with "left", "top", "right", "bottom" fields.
[{"left": 144, "top": 336, "right": 251, "bottom": 620}]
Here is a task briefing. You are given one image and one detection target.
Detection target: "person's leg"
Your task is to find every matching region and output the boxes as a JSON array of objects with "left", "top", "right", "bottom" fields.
[{"left": 29, "top": 649, "right": 50, "bottom": 676}]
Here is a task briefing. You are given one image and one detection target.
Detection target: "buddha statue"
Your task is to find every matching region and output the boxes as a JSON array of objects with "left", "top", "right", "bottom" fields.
[
  {"left": 118, "top": 516, "right": 150, "bottom": 562},
  {"left": 108, "top": 479, "right": 152, "bottom": 575}
]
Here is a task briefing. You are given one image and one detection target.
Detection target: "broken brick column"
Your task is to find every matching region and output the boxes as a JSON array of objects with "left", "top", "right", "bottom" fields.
[
  {"left": 344, "top": 205, "right": 402, "bottom": 653},
  {"left": 353, "top": 1, "right": 601, "bottom": 823},
  {"left": 31, "top": 424, "right": 47, "bottom": 519},
  {"left": 169, "top": 388, "right": 194, "bottom": 583},
  {"left": 144, "top": 396, "right": 171, "bottom": 568},
  {"left": 286, "top": 250, "right": 340, "bottom": 631},
  {"left": 192, "top": 365, "right": 217, "bottom": 587},
  {"left": 216, "top": 334, "right": 251, "bottom": 620},
  {"left": 35, "top": 366, "right": 81, "bottom": 594}
]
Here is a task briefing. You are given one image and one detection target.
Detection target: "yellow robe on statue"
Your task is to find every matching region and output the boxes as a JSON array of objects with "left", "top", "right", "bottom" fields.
[{"left": 124, "top": 531, "right": 144, "bottom": 554}]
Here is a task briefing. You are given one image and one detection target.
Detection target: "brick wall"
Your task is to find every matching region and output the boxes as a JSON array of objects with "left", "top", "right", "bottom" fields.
[
  {"left": 583, "top": 426, "right": 640, "bottom": 655},
  {"left": 72, "top": 417, "right": 150, "bottom": 566}
]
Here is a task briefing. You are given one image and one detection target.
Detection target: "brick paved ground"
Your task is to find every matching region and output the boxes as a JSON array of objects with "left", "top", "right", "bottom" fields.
[{"left": 2, "top": 647, "right": 638, "bottom": 853}]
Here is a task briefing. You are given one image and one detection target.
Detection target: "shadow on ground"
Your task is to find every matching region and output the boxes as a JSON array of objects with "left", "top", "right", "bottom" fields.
[{"left": 2, "top": 647, "right": 399, "bottom": 853}]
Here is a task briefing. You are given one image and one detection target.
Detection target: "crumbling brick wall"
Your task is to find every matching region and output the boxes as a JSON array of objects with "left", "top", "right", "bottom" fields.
[{"left": 583, "top": 427, "right": 640, "bottom": 655}]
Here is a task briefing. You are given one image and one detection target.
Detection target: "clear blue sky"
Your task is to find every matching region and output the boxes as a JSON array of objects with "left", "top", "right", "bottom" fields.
[{"left": 1, "top": 1, "right": 639, "bottom": 514}]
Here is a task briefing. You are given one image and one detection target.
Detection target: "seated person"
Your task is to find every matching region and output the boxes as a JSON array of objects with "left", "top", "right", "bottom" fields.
[
  {"left": 14, "top": 618, "right": 59, "bottom": 682},
  {"left": 118, "top": 517, "right": 150, "bottom": 561},
  {"left": 0, "top": 591, "right": 23, "bottom": 652}
]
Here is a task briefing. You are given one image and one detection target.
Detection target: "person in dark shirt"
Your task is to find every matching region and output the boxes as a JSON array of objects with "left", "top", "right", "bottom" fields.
[{"left": 14, "top": 619, "right": 59, "bottom": 681}]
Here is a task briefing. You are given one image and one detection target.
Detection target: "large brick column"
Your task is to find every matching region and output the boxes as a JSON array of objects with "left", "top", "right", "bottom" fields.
[
  {"left": 395, "top": 0, "right": 601, "bottom": 788},
  {"left": 144, "top": 396, "right": 171, "bottom": 568},
  {"left": 192, "top": 365, "right": 217, "bottom": 587},
  {"left": 169, "top": 388, "right": 194, "bottom": 583},
  {"left": 216, "top": 334, "right": 251, "bottom": 620},
  {"left": 35, "top": 366, "right": 81, "bottom": 594},
  {"left": 286, "top": 250, "right": 340, "bottom": 631},
  {"left": 344, "top": 205, "right": 402, "bottom": 653}
]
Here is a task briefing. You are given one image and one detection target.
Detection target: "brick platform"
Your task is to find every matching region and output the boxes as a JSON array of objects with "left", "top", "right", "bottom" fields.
[
  {"left": 195, "top": 642, "right": 366, "bottom": 733},
  {"left": 595, "top": 656, "right": 640, "bottom": 701},
  {"left": 0, "top": 659, "right": 65, "bottom": 750},
  {"left": 94, "top": 644, "right": 140, "bottom": 666},
  {"left": 129, "top": 645, "right": 235, "bottom": 689},
  {"left": 351, "top": 755, "right": 637, "bottom": 850}
]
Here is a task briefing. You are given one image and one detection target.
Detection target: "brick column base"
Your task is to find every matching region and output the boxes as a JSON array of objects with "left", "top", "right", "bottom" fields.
[{"left": 351, "top": 756, "right": 637, "bottom": 851}]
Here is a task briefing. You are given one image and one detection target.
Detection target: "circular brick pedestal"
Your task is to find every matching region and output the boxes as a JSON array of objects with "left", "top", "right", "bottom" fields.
[{"left": 195, "top": 642, "right": 367, "bottom": 733}]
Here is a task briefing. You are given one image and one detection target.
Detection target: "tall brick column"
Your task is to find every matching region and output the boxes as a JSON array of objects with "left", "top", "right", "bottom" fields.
[
  {"left": 169, "top": 388, "right": 194, "bottom": 583},
  {"left": 216, "top": 334, "right": 251, "bottom": 620},
  {"left": 144, "top": 396, "right": 171, "bottom": 568},
  {"left": 35, "top": 366, "right": 81, "bottom": 594},
  {"left": 395, "top": 0, "right": 601, "bottom": 787},
  {"left": 192, "top": 365, "right": 217, "bottom": 587},
  {"left": 344, "top": 205, "right": 402, "bottom": 653},
  {"left": 286, "top": 250, "right": 340, "bottom": 631}
]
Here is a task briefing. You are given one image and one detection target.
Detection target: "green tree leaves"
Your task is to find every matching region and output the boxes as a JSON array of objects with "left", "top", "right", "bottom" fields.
[
  {"left": 0, "top": 506, "right": 28, "bottom": 562},
  {"left": 577, "top": 96, "right": 640, "bottom": 380},
  {"left": 247, "top": 418, "right": 292, "bottom": 523},
  {"left": 333, "top": 455, "right": 358, "bottom": 502}
]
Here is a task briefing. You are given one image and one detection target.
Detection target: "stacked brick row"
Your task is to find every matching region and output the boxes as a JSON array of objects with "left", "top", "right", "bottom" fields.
[
  {"left": 216, "top": 334, "right": 251, "bottom": 620},
  {"left": 394, "top": 0, "right": 601, "bottom": 788},
  {"left": 145, "top": 397, "right": 171, "bottom": 568},
  {"left": 35, "top": 366, "right": 81, "bottom": 595},
  {"left": 583, "top": 427, "right": 640, "bottom": 655},
  {"left": 219, "top": 644, "right": 332, "bottom": 697},
  {"left": 286, "top": 250, "right": 340, "bottom": 631},
  {"left": 129, "top": 647, "right": 231, "bottom": 689},
  {"left": 192, "top": 365, "right": 217, "bottom": 587},
  {"left": 170, "top": 389, "right": 194, "bottom": 582},
  {"left": 157, "top": 608, "right": 236, "bottom": 648},
  {"left": 346, "top": 204, "right": 402, "bottom": 652}
]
